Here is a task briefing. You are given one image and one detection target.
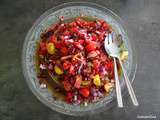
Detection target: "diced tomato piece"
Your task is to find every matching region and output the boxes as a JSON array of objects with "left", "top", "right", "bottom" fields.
[
  {"left": 69, "top": 65, "right": 75, "bottom": 75},
  {"left": 78, "top": 39, "right": 85, "bottom": 44},
  {"left": 60, "top": 35, "right": 65, "bottom": 41},
  {"left": 96, "top": 19, "right": 105, "bottom": 27},
  {"left": 65, "top": 92, "right": 73, "bottom": 103},
  {"left": 93, "top": 59, "right": 100, "bottom": 71},
  {"left": 98, "top": 19, "right": 105, "bottom": 24},
  {"left": 75, "top": 18, "right": 88, "bottom": 26},
  {"left": 63, "top": 61, "right": 71, "bottom": 70},
  {"left": 38, "top": 49, "right": 46, "bottom": 56},
  {"left": 69, "top": 22, "right": 77, "bottom": 27},
  {"left": 63, "top": 80, "right": 71, "bottom": 91},
  {"left": 78, "top": 29, "right": 87, "bottom": 39},
  {"left": 50, "top": 35, "right": 63, "bottom": 49},
  {"left": 66, "top": 92, "right": 73, "bottom": 98},
  {"left": 89, "top": 21, "right": 96, "bottom": 28},
  {"left": 91, "top": 33, "right": 98, "bottom": 41},
  {"left": 60, "top": 47, "right": 68, "bottom": 55},
  {"left": 105, "top": 61, "right": 113, "bottom": 71},
  {"left": 79, "top": 88, "right": 90, "bottom": 97},
  {"left": 102, "top": 22, "right": 110, "bottom": 30},
  {"left": 85, "top": 42, "right": 96, "bottom": 52},
  {"left": 70, "top": 27, "right": 78, "bottom": 33},
  {"left": 56, "top": 42, "right": 62, "bottom": 49},
  {"left": 40, "top": 42, "right": 46, "bottom": 51},
  {"left": 75, "top": 18, "right": 83, "bottom": 27},
  {"left": 64, "top": 75, "right": 69, "bottom": 81},
  {"left": 50, "top": 35, "right": 57, "bottom": 43},
  {"left": 54, "top": 41, "right": 64, "bottom": 49},
  {"left": 74, "top": 75, "right": 82, "bottom": 89},
  {"left": 63, "top": 30, "right": 70, "bottom": 36}
]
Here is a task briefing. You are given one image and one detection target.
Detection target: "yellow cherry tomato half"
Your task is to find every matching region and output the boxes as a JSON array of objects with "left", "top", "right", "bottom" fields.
[
  {"left": 93, "top": 74, "right": 101, "bottom": 86},
  {"left": 47, "top": 43, "right": 55, "bottom": 54},
  {"left": 54, "top": 65, "right": 63, "bottom": 75}
]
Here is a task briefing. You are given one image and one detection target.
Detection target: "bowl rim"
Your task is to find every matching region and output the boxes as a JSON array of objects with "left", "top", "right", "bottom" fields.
[{"left": 22, "top": 1, "right": 137, "bottom": 116}]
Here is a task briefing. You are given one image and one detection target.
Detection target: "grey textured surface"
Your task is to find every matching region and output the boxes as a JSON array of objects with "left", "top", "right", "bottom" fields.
[{"left": 0, "top": 0, "right": 160, "bottom": 120}]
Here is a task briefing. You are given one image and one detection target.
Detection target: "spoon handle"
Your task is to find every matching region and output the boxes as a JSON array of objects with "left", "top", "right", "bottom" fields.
[
  {"left": 118, "top": 58, "right": 139, "bottom": 106},
  {"left": 113, "top": 57, "right": 123, "bottom": 108}
]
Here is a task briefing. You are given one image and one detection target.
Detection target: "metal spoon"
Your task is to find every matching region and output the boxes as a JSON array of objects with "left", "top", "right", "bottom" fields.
[{"left": 104, "top": 32, "right": 139, "bottom": 107}]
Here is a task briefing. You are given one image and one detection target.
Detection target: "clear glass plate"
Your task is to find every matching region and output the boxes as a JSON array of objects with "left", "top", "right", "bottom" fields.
[{"left": 22, "top": 2, "right": 137, "bottom": 116}]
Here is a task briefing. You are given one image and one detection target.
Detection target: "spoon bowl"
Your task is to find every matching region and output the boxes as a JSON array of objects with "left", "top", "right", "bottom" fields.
[{"left": 104, "top": 32, "right": 123, "bottom": 58}]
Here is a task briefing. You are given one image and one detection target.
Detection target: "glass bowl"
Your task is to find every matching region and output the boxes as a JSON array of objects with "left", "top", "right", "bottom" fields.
[{"left": 22, "top": 2, "right": 137, "bottom": 116}]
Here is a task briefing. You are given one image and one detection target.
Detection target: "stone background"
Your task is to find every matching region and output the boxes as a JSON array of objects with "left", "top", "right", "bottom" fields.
[{"left": 0, "top": 0, "right": 160, "bottom": 119}]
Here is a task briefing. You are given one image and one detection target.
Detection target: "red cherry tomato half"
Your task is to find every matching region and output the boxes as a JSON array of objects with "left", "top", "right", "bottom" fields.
[
  {"left": 79, "top": 88, "right": 90, "bottom": 97},
  {"left": 85, "top": 42, "right": 96, "bottom": 52},
  {"left": 63, "top": 61, "right": 71, "bottom": 70},
  {"left": 65, "top": 92, "right": 73, "bottom": 103}
]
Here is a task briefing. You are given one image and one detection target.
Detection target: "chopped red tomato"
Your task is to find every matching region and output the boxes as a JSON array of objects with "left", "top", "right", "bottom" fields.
[
  {"left": 40, "top": 42, "right": 46, "bottom": 51},
  {"left": 69, "top": 22, "right": 77, "bottom": 27},
  {"left": 75, "top": 18, "right": 86, "bottom": 27},
  {"left": 65, "top": 92, "right": 73, "bottom": 103},
  {"left": 69, "top": 65, "right": 75, "bottom": 75},
  {"left": 78, "top": 39, "right": 85, "bottom": 44},
  {"left": 63, "top": 30, "right": 70, "bottom": 36},
  {"left": 79, "top": 88, "right": 90, "bottom": 97},
  {"left": 63, "top": 61, "right": 71, "bottom": 70},
  {"left": 50, "top": 35, "right": 57, "bottom": 43},
  {"left": 102, "top": 22, "right": 110, "bottom": 30},
  {"left": 74, "top": 75, "right": 82, "bottom": 89},
  {"left": 91, "top": 33, "right": 98, "bottom": 41},
  {"left": 63, "top": 80, "right": 71, "bottom": 91},
  {"left": 60, "top": 47, "right": 68, "bottom": 55},
  {"left": 105, "top": 61, "right": 113, "bottom": 72},
  {"left": 85, "top": 42, "right": 96, "bottom": 52},
  {"left": 69, "top": 27, "right": 78, "bottom": 33}
]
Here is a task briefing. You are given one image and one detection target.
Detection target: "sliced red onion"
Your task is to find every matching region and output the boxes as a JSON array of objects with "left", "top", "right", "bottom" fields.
[
  {"left": 40, "top": 64, "right": 46, "bottom": 70},
  {"left": 90, "top": 87, "right": 96, "bottom": 95},
  {"left": 74, "top": 100, "right": 81, "bottom": 105},
  {"left": 97, "top": 91, "right": 103, "bottom": 97},
  {"left": 48, "top": 63, "right": 53, "bottom": 70},
  {"left": 49, "top": 59, "right": 53, "bottom": 62},
  {"left": 78, "top": 29, "right": 87, "bottom": 38},
  {"left": 93, "top": 92, "right": 98, "bottom": 97},
  {"left": 64, "top": 35, "right": 69, "bottom": 39},
  {"left": 99, "top": 65, "right": 104, "bottom": 73},
  {"left": 95, "top": 30, "right": 101, "bottom": 35},
  {"left": 87, "top": 51, "right": 98, "bottom": 58},
  {"left": 99, "top": 65, "right": 107, "bottom": 75}
]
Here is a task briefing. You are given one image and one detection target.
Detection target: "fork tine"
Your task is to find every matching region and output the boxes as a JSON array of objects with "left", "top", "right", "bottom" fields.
[
  {"left": 107, "top": 33, "right": 110, "bottom": 44},
  {"left": 107, "top": 33, "right": 112, "bottom": 44},
  {"left": 111, "top": 32, "right": 114, "bottom": 43}
]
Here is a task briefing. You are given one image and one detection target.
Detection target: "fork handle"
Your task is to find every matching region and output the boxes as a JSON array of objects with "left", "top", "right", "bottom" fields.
[
  {"left": 113, "top": 57, "right": 123, "bottom": 108},
  {"left": 118, "top": 58, "right": 139, "bottom": 106}
]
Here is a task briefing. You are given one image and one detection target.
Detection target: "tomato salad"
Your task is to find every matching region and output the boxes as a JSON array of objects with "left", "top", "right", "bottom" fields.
[{"left": 36, "top": 16, "right": 125, "bottom": 106}]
